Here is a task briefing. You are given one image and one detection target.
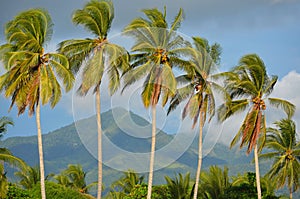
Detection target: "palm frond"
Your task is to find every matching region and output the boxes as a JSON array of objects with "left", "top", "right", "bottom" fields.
[
  {"left": 58, "top": 39, "right": 95, "bottom": 73},
  {"left": 167, "top": 84, "right": 193, "bottom": 115},
  {"left": 217, "top": 99, "right": 249, "bottom": 122},
  {"left": 78, "top": 48, "right": 104, "bottom": 96},
  {"left": 268, "top": 98, "right": 295, "bottom": 119},
  {"left": 169, "top": 8, "right": 184, "bottom": 32},
  {"left": 263, "top": 75, "right": 278, "bottom": 97},
  {"left": 72, "top": 0, "right": 114, "bottom": 37},
  {"left": 49, "top": 53, "right": 74, "bottom": 92},
  {"left": 122, "top": 60, "right": 152, "bottom": 92}
]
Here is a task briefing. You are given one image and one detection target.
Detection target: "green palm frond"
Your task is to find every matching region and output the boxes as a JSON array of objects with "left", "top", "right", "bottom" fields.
[
  {"left": 48, "top": 53, "right": 74, "bottom": 92},
  {"left": 78, "top": 48, "right": 105, "bottom": 95},
  {"left": 141, "top": 8, "right": 167, "bottom": 28},
  {"left": 0, "top": 117, "right": 14, "bottom": 136},
  {"left": 165, "top": 172, "right": 191, "bottom": 199},
  {"left": 123, "top": 18, "right": 151, "bottom": 31},
  {"left": 15, "top": 166, "right": 40, "bottom": 189},
  {"left": 72, "top": 0, "right": 114, "bottom": 38},
  {"left": 5, "top": 8, "right": 52, "bottom": 52},
  {"left": 263, "top": 75, "right": 278, "bottom": 96},
  {"left": 122, "top": 60, "right": 152, "bottom": 93},
  {"left": 199, "top": 166, "right": 230, "bottom": 199},
  {"left": 58, "top": 39, "right": 95, "bottom": 73},
  {"left": 0, "top": 153, "right": 28, "bottom": 171},
  {"left": 217, "top": 99, "right": 249, "bottom": 122},
  {"left": 268, "top": 98, "right": 295, "bottom": 119},
  {"left": 169, "top": 8, "right": 184, "bottom": 32},
  {"left": 192, "top": 37, "right": 209, "bottom": 53}
]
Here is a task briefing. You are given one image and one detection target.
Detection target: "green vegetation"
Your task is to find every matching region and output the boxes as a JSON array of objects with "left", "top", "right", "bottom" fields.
[{"left": 0, "top": 0, "right": 299, "bottom": 198}]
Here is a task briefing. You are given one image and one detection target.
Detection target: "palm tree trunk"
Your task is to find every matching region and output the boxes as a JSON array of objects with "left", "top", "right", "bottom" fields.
[
  {"left": 254, "top": 144, "right": 262, "bottom": 199},
  {"left": 289, "top": 187, "right": 292, "bottom": 199},
  {"left": 96, "top": 87, "right": 103, "bottom": 199},
  {"left": 193, "top": 112, "right": 204, "bottom": 199},
  {"left": 147, "top": 105, "right": 156, "bottom": 199},
  {"left": 36, "top": 101, "right": 46, "bottom": 199}
]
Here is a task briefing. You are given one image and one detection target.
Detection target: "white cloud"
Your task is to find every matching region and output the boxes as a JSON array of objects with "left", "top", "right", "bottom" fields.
[{"left": 269, "top": 71, "right": 300, "bottom": 139}]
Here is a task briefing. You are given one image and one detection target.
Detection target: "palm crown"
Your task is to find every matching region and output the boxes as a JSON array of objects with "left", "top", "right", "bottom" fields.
[
  {"left": 122, "top": 7, "right": 191, "bottom": 108},
  {"left": 218, "top": 54, "right": 295, "bottom": 153},
  {"left": 0, "top": 9, "right": 74, "bottom": 115},
  {"left": 260, "top": 119, "right": 300, "bottom": 194},
  {"left": 168, "top": 37, "right": 222, "bottom": 127},
  {"left": 59, "top": 0, "right": 128, "bottom": 95}
]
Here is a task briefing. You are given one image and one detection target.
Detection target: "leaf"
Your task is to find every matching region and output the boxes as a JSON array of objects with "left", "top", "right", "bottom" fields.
[{"left": 268, "top": 98, "right": 295, "bottom": 119}]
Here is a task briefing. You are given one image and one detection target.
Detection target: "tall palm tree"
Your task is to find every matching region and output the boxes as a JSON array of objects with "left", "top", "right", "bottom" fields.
[
  {"left": 217, "top": 54, "right": 295, "bottom": 199},
  {"left": 0, "top": 9, "right": 74, "bottom": 199},
  {"left": 168, "top": 37, "right": 222, "bottom": 199},
  {"left": 165, "top": 172, "right": 192, "bottom": 199},
  {"left": 59, "top": 1, "right": 129, "bottom": 198},
  {"left": 122, "top": 7, "right": 191, "bottom": 199},
  {"left": 260, "top": 119, "right": 300, "bottom": 199}
]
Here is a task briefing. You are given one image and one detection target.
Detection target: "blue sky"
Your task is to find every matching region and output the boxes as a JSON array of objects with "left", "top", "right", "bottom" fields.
[{"left": 0, "top": 0, "right": 300, "bottom": 143}]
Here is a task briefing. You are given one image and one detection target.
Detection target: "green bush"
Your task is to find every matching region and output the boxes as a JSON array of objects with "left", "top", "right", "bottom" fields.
[
  {"left": 30, "top": 181, "right": 94, "bottom": 199},
  {"left": 5, "top": 183, "right": 31, "bottom": 199},
  {"left": 123, "top": 184, "right": 171, "bottom": 199}
]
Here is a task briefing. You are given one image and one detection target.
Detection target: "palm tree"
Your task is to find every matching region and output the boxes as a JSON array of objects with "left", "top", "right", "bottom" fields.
[
  {"left": 224, "top": 172, "right": 279, "bottom": 198},
  {"left": 0, "top": 149, "right": 28, "bottom": 198},
  {"left": 167, "top": 36, "right": 222, "bottom": 199},
  {"left": 59, "top": 1, "right": 129, "bottom": 198},
  {"left": 198, "top": 166, "right": 230, "bottom": 199},
  {"left": 122, "top": 7, "right": 191, "bottom": 199},
  {"left": 217, "top": 54, "right": 295, "bottom": 199},
  {"left": 0, "top": 117, "right": 28, "bottom": 197},
  {"left": 0, "top": 9, "right": 74, "bottom": 199},
  {"left": 260, "top": 119, "right": 300, "bottom": 199},
  {"left": 54, "top": 164, "right": 97, "bottom": 194},
  {"left": 0, "top": 117, "right": 13, "bottom": 139},
  {"left": 111, "top": 169, "right": 144, "bottom": 195},
  {"left": 15, "top": 165, "right": 41, "bottom": 189},
  {"left": 165, "top": 172, "right": 192, "bottom": 199}
]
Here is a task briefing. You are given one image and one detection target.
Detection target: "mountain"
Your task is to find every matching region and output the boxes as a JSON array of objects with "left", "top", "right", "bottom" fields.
[{"left": 0, "top": 108, "right": 267, "bottom": 187}]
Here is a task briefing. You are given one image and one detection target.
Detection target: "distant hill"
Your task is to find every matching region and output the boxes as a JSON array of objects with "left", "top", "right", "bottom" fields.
[{"left": 0, "top": 108, "right": 271, "bottom": 187}]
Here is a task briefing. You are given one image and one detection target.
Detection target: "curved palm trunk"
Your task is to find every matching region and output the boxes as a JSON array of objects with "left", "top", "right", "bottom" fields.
[
  {"left": 147, "top": 105, "right": 156, "bottom": 199},
  {"left": 193, "top": 112, "right": 204, "bottom": 199},
  {"left": 36, "top": 102, "right": 46, "bottom": 199},
  {"left": 254, "top": 144, "right": 262, "bottom": 199},
  {"left": 96, "top": 87, "right": 103, "bottom": 199}
]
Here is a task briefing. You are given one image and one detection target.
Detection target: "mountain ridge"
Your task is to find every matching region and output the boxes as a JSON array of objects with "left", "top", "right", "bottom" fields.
[{"left": 1, "top": 108, "right": 264, "bottom": 187}]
